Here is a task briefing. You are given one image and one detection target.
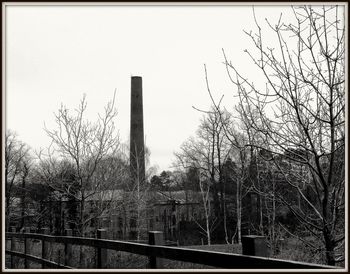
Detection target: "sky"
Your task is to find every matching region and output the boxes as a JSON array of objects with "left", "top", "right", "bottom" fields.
[{"left": 5, "top": 3, "right": 300, "bottom": 172}]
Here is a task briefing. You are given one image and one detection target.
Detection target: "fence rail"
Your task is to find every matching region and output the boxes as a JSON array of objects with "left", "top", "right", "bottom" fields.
[
  {"left": 5, "top": 230, "right": 337, "bottom": 270},
  {"left": 6, "top": 250, "right": 73, "bottom": 269}
]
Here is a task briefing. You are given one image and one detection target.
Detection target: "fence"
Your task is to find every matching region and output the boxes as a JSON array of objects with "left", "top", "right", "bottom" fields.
[{"left": 5, "top": 228, "right": 337, "bottom": 270}]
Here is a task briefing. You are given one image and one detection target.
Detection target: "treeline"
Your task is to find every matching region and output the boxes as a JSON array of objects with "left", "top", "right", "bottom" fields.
[
  {"left": 168, "top": 6, "right": 344, "bottom": 266},
  {"left": 5, "top": 93, "right": 155, "bottom": 243}
]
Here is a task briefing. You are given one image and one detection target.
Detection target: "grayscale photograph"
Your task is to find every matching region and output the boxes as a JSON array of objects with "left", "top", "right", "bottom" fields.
[{"left": 2, "top": 2, "right": 347, "bottom": 270}]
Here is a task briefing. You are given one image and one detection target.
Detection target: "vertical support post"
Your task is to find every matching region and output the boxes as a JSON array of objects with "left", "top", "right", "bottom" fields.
[
  {"left": 241, "top": 235, "right": 268, "bottom": 257},
  {"left": 24, "top": 227, "right": 31, "bottom": 268},
  {"left": 65, "top": 229, "right": 73, "bottom": 267},
  {"left": 10, "top": 227, "right": 17, "bottom": 268},
  {"left": 148, "top": 231, "right": 164, "bottom": 269},
  {"left": 97, "top": 229, "right": 107, "bottom": 268},
  {"left": 41, "top": 228, "right": 50, "bottom": 269}
]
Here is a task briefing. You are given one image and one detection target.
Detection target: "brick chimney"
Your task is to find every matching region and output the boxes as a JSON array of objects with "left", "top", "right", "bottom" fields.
[{"left": 130, "top": 76, "right": 145, "bottom": 185}]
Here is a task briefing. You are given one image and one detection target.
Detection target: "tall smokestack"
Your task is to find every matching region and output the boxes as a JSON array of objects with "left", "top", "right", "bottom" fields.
[{"left": 130, "top": 76, "right": 145, "bottom": 185}]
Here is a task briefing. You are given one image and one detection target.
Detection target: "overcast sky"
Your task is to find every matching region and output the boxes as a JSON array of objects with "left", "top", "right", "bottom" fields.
[{"left": 5, "top": 4, "right": 299, "bottom": 172}]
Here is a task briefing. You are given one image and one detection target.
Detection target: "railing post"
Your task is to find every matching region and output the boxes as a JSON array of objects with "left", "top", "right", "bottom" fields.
[
  {"left": 41, "top": 228, "right": 50, "bottom": 269},
  {"left": 10, "top": 227, "right": 17, "bottom": 268},
  {"left": 242, "top": 235, "right": 268, "bottom": 257},
  {"left": 24, "top": 227, "right": 32, "bottom": 268},
  {"left": 96, "top": 229, "right": 107, "bottom": 268},
  {"left": 148, "top": 231, "right": 164, "bottom": 269},
  {"left": 64, "top": 229, "right": 73, "bottom": 267}
]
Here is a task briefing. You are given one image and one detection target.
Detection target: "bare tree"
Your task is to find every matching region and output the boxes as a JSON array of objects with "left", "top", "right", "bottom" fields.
[
  {"left": 129, "top": 146, "right": 149, "bottom": 241},
  {"left": 83, "top": 152, "right": 131, "bottom": 236},
  {"left": 221, "top": 6, "right": 345, "bottom": 265},
  {"left": 114, "top": 142, "right": 155, "bottom": 241},
  {"left": 33, "top": 157, "right": 77, "bottom": 233},
  {"left": 19, "top": 157, "right": 33, "bottom": 230},
  {"left": 44, "top": 93, "right": 120, "bottom": 236},
  {"left": 224, "top": 130, "right": 252, "bottom": 244},
  {"left": 174, "top": 111, "right": 233, "bottom": 244},
  {"left": 174, "top": 154, "right": 216, "bottom": 245},
  {"left": 197, "top": 171, "right": 214, "bottom": 245},
  {"left": 5, "top": 130, "right": 31, "bottom": 231}
]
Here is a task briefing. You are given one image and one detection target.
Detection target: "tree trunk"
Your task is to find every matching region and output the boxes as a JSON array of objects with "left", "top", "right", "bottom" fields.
[
  {"left": 211, "top": 179, "right": 220, "bottom": 218},
  {"left": 237, "top": 205, "right": 241, "bottom": 244},
  {"left": 256, "top": 155, "right": 264, "bottom": 233},
  {"left": 272, "top": 178, "right": 276, "bottom": 254},
  {"left": 20, "top": 176, "right": 26, "bottom": 230},
  {"left": 322, "top": 186, "right": 336, "bottom": 266},
  {"left": 123, "top": 206, "right": 127, "bottom": 240},
  {"left": 185, "top": 189, "right": 189, "bottom": 221},
  {"left": 223, "top": 192, "right": 229, "bottom": 244},
  {"left": 79, "top": 192, "right": 85, "bottom": 267},
  {"left": 206, "top": 215, "right": 211, "bottom": 245},
  {"left": 236, "top": 179, "right": 242, "bottom": 244},
  {"left": 6, "top": 198, "right": 11, "bottom": 232},
  {"left": 324, "top": 228, "right": 336, "bottom": 266}
]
